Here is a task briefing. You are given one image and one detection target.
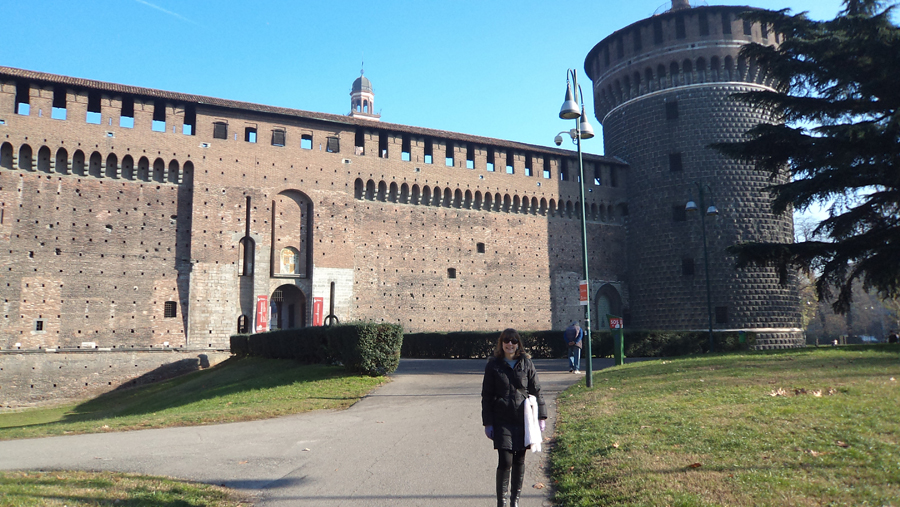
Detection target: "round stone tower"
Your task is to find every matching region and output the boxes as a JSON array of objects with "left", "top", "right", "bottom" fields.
[{"left": 584, "top": 1, "right": 804, "bottom": 348}]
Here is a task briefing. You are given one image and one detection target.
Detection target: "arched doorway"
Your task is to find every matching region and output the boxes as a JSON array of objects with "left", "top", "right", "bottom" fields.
[
  {"left": 270, "top": 284, "right": 306, "bottom": 330},
  {"left": 595, "top": 284, "right": 624, "bottom": 330}
]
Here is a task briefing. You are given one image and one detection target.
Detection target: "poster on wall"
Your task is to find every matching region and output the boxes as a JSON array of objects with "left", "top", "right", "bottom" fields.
[
  {"left": 255, "top": 295, "right": 269, "bottom": 333},
  {"left": 313, "top": 297, "right": 324, "bottom": 326}
]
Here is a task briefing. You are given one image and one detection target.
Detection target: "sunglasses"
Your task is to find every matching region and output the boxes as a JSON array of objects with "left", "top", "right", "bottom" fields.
[{"left": 502, "top": 338, "right": 519, "bottom": 344}]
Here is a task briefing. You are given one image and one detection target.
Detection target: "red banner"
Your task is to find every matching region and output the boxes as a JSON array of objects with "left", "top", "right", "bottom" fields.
[
  {"left": 579, "top": 280, "right": 588, "bottom": 306},
  {"left": 608, "top": 316, "right": 623, "bottom": 329},
  {"left": 255, "top": 295, "right": 269, "bottom": 333},
  {"left": 313, "top": 297, "right": 324, "bottom": 326}
]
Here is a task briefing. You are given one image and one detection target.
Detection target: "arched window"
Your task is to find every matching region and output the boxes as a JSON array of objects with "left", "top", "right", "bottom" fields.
[
  {"left": 400, "top": 183, "right": 410, "bottom": 204},
  {"left": 106, "top": 153, "right": 119, "bottom": 178},
  {"left": 55, "top": 147, "right": 68, "bottom": 174},
  {"left": 0, "top": 142, "right": 13, "bottom": 169},
  {"left": 121, "top": 154, "right": 134, "bottom": 180},
  {"left": 18, "top": 144, "right": 33, "bottom": 171},
  {"left": 37, "top": 146, "right": 51, "bottom": 173},
  {"left": 168, "top": 160, "right": 179, "bottom": 184},
  {"left": 239, "top": 237, "right": 255, "bottom": 276},
  {"left": 366, "top": 180, "right": 376, "bottom": 200},
  {"left": 72, "top": 150, "right": 86, "bottom": 176},
  {"left": 152, "top": 158, "right": 165, "bottom": 183},
  {"left": 354, "top": 178, "right": 364, "bottom": 200},
  {"left": 89, "top": 152, "right": 103, "bottom": 177}
]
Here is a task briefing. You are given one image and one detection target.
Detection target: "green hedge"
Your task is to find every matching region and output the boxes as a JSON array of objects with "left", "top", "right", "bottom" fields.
[
  {"left": 230, "top": 322, "right": 403, "bottom": 376},
  {"left": 400, "top": 329, "right": 754, "bottom": 359},
  {"left": 592, "top": 330, "right": 756, "bottom": 357}
]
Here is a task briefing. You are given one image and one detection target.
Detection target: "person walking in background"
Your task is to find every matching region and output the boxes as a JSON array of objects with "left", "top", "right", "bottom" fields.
[
  {"left": 482, "top": 329, "right": 547, "bottom": 507},
  {"left": 564, "top": 321, "right": 583, "bottom": 374}
]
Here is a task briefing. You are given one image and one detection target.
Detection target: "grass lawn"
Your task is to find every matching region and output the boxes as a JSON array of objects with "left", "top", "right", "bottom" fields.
[
  {"left": 0, "top": 356, "right": 386, "bottom": 440},
  {"left": 0, "top": 470, "right": 251, "bottom": 506},
  {"left": 551, "top": 345, "right": 900, "bottom": 506}
]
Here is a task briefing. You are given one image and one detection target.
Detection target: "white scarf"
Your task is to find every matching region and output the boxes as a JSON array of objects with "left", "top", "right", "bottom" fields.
[{"left": 524, "top": 395, "right": 542, "bottom": 453}]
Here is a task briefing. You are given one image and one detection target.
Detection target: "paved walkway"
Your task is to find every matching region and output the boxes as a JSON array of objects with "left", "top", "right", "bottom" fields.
[{"left": 0, "top": 358, "right": 613, "bottom": 506}]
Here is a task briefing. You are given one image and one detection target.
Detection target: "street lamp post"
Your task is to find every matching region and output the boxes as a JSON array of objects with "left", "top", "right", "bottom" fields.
[
  {"left": 685, "top": 182, "right": 718, "bottom": 352},
  {"left": 556, "top": 69, "right": 595, "bottom": 387}
]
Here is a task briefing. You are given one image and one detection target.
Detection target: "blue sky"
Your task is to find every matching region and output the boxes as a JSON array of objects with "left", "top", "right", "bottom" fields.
[{"left": 1, "top": 0, "right": 848, "bottom": 152}]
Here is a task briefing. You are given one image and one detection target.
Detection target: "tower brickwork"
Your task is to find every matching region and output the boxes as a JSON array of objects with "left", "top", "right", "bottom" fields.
[{"left": 585, "top": 3, "right": 803, "bottom": 347}]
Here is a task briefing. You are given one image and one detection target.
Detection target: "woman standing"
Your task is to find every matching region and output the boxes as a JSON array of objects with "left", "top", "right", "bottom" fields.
[{"left": 482, "top": 329, "right": 547, "bottom": 507}]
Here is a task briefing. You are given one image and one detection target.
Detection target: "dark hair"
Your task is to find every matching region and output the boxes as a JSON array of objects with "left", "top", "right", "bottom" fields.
[{"left": 493, "top": 328, "right": 528, "bottom": 359}]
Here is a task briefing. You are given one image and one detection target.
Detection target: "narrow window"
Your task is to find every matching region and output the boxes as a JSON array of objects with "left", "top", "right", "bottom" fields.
[
  {"left": 326, "top": 136, "right": 340, "bottom": 153},
  {"left": 610, "top": 166, "right": 619, "bottom": 187},
  {"left": 682, "top": 258, "right": 695, "bottom": 276},
  {"left": 715, "top": 306, "right": 729, "bottom": 324},
  {"left": 354, "top": 128, "right": 366, "bottom": 155},
  {"left": 559, "top": 159, "right": 568, "bottom": 181},
  {"left": 35, "top": 320, "right": 45, "bottom": 331},
  {"left": 675, "top": 15, "right": 686, "bottom": 39},
  {"left": 401, "top": 135, "right": 411, "bottom": 161},
  {"left": 743, "top": 18, "right": 753, "bottom": 36},
  {"left": 543, "top": 158, "right": 551, "bottom": 179},
  {"left": 722, "top": 12, "right": 732, "bottom": 34},
  {"left": 86, "top": 91, "right": 102, "bottom": 124},
  {"left": 152, "top": 100, "right": 166, "bottom": 132},
  {"left": 653, "top": 19, "right": 664, "bottom": 44},
  {"left": 272, "top": 128, "right": 286, "bottom": 147},
  {"left": 120, "top": 96, "right": 135, "bottom": 128},
  {"left": 378, "top": 130, "right": 388, "bottom": 158},
  {"left": 486, "top": 148, "right": 495, "bottom": 172},
  {"left": 164, "top": 301, "right": 177, "bottom": 318},
  {"left": 301, "top": 134, "right": 313, "bottom": 150},
  {"left": 699, "top": 12, "right": 710, "bottom": 36},
  {"left": 245, "top": 126, "right": 257, "bottom": 143},
  {"left": 424, "top": 137, "right": 433, "bottom": 164},
  {"left": 524, "top": 154, "right": 533, "bottom": 177},
  {"left": 506, "top": 151, "right": 514, "bottom": 174},
  {"left": 213, "top": 122, "right": 228, "bottom": 140},
  {"left": 633, "top": 28, "right": 642, "bottom": 52},
  {"left": 237, "top": 315, "right": 249, "bottom": 334},
  {"left": 183, "top": 104, "right": 196, "bottom": 135},
  {"left": 445, "top": 141, "right": 454, "bottom": 167},
  {"left": 447, "top": 268, "right": 457, "bottom": 279},
  {"left": 15, "top": 81, "right": 30, "bottom": 115},
  {"left": 51, "top": 86, "right": 67, "bottom": 120},
  {"left": 466, "top": 143, "right": 475, "bottom": 169},
  {"left": 594, "top": 164, "right": 602, "bottom": 185},
  {"left": 669, "top": 152, "right": 683, "bottom": 172},
  {"left": 666, "top": 100, "right": 679, "bottom": 120},
  {"left": 673, "top": 204, "right": 687, "bottom": 222},
  {"left": 476, "top": 242, "right": 485, "bottom": 254},
  {"left": 616, "top": 37, "right": 624, "bottom": 58},
  {"left": 761, "top": 22, "right": 769, "bottom": 40}
]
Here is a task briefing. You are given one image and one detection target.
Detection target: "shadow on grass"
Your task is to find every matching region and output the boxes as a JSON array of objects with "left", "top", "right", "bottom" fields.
[{"left": 4, "top": 357, "right": 353, "bottom": 431}]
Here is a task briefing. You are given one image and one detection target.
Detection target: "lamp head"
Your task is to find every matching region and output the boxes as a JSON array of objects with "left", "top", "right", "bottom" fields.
[
  {"left": 579, "top": 110, "right": 595, "bottom": 139},
  {"left": 685, "top": 200, "right": 699, "bottom": 212},
  {"left": 559, "top": 84, "right": 581, "bottom": 120},
  {"left": 706, "top": 205, "right": 719, "bottom": 216}
]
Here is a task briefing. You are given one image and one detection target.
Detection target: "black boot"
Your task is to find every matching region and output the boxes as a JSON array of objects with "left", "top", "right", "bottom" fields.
[
  {"left": 509, "top": 463, "right": 525, "bottom": 507},
  {"left": 496, "top": 468, "right": 510, "bottom": 507}
]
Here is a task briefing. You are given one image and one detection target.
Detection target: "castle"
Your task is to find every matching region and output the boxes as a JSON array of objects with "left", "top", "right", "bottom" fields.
[{"left": 0, "top": 1, "right": 803, "bottom": 353}]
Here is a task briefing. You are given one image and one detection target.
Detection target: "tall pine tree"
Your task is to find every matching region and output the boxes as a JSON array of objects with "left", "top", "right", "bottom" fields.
[{"left": 714, "top": 0, "right": 900, "bottom": 313}]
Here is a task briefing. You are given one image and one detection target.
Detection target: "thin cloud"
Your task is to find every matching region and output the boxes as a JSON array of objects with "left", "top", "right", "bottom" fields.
[{"left": 133, "top": 0, "right": 196, "bottom": 24}]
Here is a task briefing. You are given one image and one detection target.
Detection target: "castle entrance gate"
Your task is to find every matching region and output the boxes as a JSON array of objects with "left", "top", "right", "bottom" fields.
[{"left": 270, "top": 285, "right": 306, "bottom": 330}]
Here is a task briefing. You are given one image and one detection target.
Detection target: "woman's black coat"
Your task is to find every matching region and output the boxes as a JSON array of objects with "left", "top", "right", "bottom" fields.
[{"left": 481, "top": 355, "right": 547, "bottom": 451}]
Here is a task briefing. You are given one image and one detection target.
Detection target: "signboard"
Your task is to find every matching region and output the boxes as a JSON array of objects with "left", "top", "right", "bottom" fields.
[
  {"left": 608, "top": 315, "right": 623, "bottom": 330},
  {"left": 579, "top": 280, "right": 589, "bottom": 306},
  {"left": 312, "top": 297, "right": 324, "bottom": 326},
  {"left": 255, "top": 295, "right": 269, "bottom": 333}
]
